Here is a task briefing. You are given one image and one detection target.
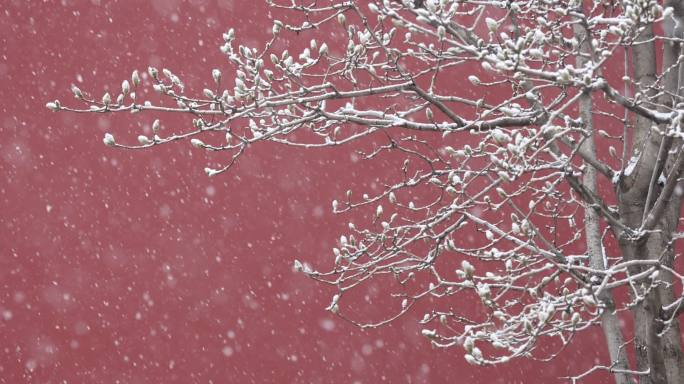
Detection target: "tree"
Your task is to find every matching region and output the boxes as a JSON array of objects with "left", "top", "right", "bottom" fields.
[{"left": 47, "top": 0, "right": 684, "bottom": 382}]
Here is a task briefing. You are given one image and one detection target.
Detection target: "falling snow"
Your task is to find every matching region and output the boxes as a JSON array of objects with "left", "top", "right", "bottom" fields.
[{"left": 0, "top": 1, "right": 634, "bottom": 383}]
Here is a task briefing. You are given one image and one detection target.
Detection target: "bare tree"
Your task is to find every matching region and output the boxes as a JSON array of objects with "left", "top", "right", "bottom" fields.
[{"left": 47, "top": 0, "right": 684, "bottom": 382}]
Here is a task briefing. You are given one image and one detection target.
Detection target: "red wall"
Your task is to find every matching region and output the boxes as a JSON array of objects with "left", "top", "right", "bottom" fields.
[{"left": 0, "top": 1, "right": 612, "bottom": 382}]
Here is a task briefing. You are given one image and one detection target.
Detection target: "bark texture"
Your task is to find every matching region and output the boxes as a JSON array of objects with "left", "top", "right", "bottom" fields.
[{"left": 612, "top": 4, "right": 684, "bottom": 381}]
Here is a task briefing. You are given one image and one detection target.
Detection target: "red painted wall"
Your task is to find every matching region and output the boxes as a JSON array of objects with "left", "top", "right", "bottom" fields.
[{"left": 1, "top": 1, "right": 612, "bottom": 382}]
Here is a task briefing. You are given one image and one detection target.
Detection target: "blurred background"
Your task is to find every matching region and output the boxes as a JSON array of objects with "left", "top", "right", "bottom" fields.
[{"left": 0, "top": 1, "right": 611, "bottom": 382}]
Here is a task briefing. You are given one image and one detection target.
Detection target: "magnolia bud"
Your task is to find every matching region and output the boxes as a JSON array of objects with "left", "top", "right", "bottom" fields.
[
  {"left": 437, "top": 25, "right": 446, "bottom": 40},
  {"left": 148, "top": 66, "right": 159, "bottom": 80},
  {"left": 327, "top": 294, "right": 340, "bottom": 313},
  {"left": 137, "top": 135, "right": 151, "bottom": 145},
  {"left": 102, "top": 92, "right": 111, "bottom": 106},
  {"left": 272, "top": 21, "right": 282, "bottom": 35},
  {"left": 293, "top": 259, "right": 303, "bottom": 272},
  {"left": 571, "top": 312, "right": 581, "bottom": 325},
  {"left": 71, "top": 84, "right": 83, "bottom": 99},
  {"left": 485, "top": 18, "right": 498, "bottom": 32},
  {"left": 212, "top": 69, "right": 221, "bottom": 84},
  {"left": 121, "top": 80, "right": 130, "bottom": 95},
  {"left": 103, "top": 133, "right": 115, "bottom": 146},
  {"left": 46, "top": 101, "right": 60, "bottom": 111},
  {"left": 461, "top": 260, "right": 475, "bottom": 276},
  {"left": 422, "top": 329, "right": 437, "bottom": 339},
  {"left": 204, "top": 167, "right": 219, "bottom": 177},
  {"left": 131, "top": 70, "right": 141, "bottom": 86},
  {"left": 426, "top": 108, "right": 433, "bottom": 121}
]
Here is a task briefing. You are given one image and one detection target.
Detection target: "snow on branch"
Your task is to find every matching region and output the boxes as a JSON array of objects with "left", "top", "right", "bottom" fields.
[{"left": 49, "top": 0, "right": 684, "bottom": 381}]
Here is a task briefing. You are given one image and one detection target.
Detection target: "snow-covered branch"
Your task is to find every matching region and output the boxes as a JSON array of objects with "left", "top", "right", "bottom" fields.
[{"left": 49, "top": 0, "right": 684, "bottom": 382}]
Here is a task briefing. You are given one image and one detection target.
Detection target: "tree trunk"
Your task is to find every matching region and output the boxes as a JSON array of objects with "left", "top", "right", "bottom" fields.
[
  {"left": 615, "top": 16, "right": 684, "bottom": 383},
  {"left": 574, "top": 16, "right": 631, "bottom": 382}
]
